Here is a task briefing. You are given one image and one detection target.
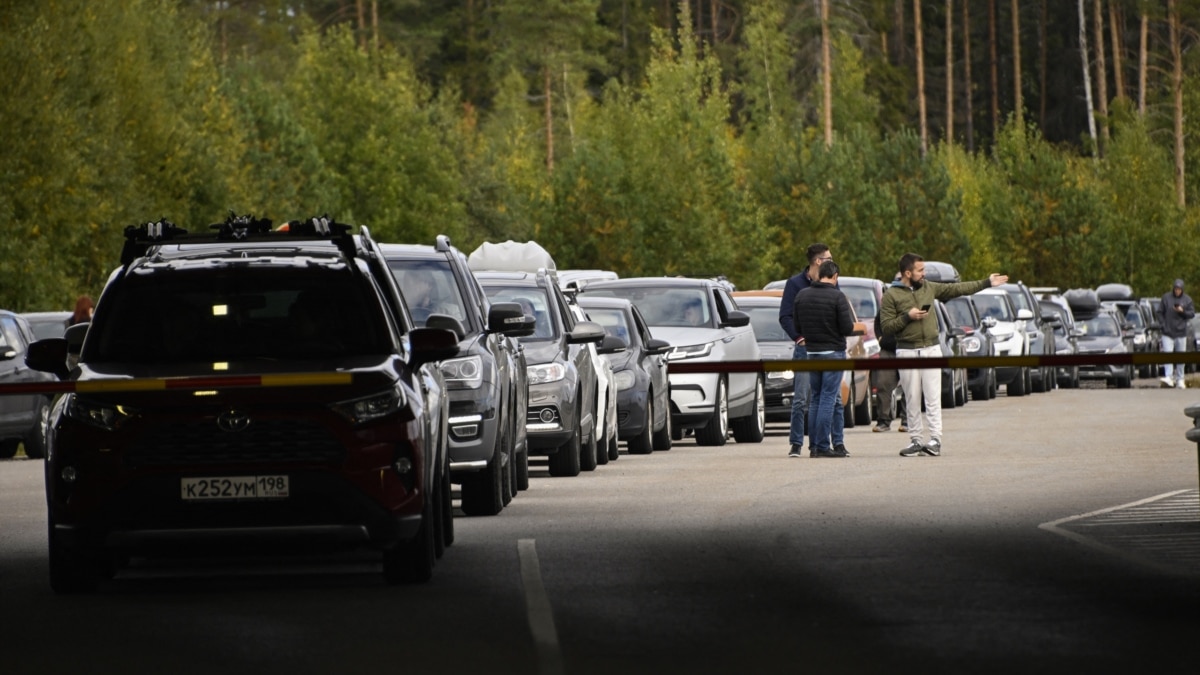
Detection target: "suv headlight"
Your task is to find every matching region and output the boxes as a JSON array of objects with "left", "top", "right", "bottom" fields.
[
  {"left": 767, "top": 370, "right": 795, "bottom": 382},
  {"left": 1106, "top": 344, "right": 1128, "bottom": 354},
  {"left": 440, "top": 355, "right": 483, "bottom": 389},
  {"left": 666, "top": 343, "right": 713, "bottom": 361},
  {"left": 528, "top": 362, "right": 567, "bottom": 384},
  {"left": 1133, "top": 333, "right": 1146, "bottom": 346},
  {"left": 64, "top": 395, "right": 136, "bottom": 431},
  {"left": 612, "top": 369, "right": 636, "bottom": 391},
  {"left": 961, "top": 336, "right": 982, "bottom": 353},
  {"left": 332, "top": 384, "right": 407, "bottom": 425}
]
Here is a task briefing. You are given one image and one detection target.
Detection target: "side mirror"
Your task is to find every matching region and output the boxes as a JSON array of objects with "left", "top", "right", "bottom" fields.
[
  {"left": 25, "top": 338, "right": 70, "bottom": 380},
  {"left": 65, "top": 322, "right": 88, "bottom": 356},
  {"left": 487, "top": 302, "right": 535, "bottom": 337},
  {"left": 949, "top": 326, "right": 966, "bottom": 338},
  {"left": 567, "top": 320, "right": 606, "bottom": 345},
  {"left": 1016, "top": 308, "right": 1034, "bottom": 320},
  {"left": 982, "top": 316, "right": 998, "bottom": 330},
  {"left": 409, "top": 327, "right": 460, "bottom": 368},
  {"left": 426, "top": 314, "right": 466, "bottom": 341},
  {"left": 645, "top": 337, "right": 672, "bottom": 355},
  {"left": 596, "top": 334, "right": 627, "bottom": 355},
  {"left": 720, "top": 310, "right": 751, "bottom": 328}
]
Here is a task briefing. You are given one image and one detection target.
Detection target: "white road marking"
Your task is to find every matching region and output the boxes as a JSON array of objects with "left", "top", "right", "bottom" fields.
[
  {"left": 518, "top": 539, "right": 564, "bottom": 675},
  {"left": 1039, "top": 489, "right": 1199, "bottom": 575}
]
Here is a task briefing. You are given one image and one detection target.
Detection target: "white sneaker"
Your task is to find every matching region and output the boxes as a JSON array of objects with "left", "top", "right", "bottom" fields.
[
  {"left": 1161, "top": 376, "right": 1174, "bottom": 387},
  {"left": 1178, "top": 380, "right": 1187, "bottom": 389}
]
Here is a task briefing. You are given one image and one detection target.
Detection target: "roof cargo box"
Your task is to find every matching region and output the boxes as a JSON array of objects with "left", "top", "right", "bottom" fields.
[
  {"left": 1095, "top": 283, "right": 1134, "bottom": 301},
  {"left": 467, "top": 240, "right": 556, "bottom": 273},
  {"left": 922, "top": 261, "right": 961, "bottom": 283},
  {"left": 1064, "top": 288, "right": 1101, "bottom": 320}
]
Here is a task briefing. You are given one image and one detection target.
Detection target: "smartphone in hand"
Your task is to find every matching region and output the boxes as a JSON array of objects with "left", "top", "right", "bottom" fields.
[{"left": 920, "top": 304, "right": 931, "bottom": 312}]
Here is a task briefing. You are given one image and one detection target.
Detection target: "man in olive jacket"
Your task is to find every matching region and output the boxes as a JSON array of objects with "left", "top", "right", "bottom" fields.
[{"left": 878, "top": 253, "right": 1008, "bottom": 457}]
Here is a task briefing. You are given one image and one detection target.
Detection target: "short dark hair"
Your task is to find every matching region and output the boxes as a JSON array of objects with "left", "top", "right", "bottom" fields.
[
  {"left": 818, "top": 260, "right": 839, "bottom": 280},
  {"left": 898, "top": 252, "right": 924, "bottom": 274},
  {"left": 806, "top": 243, "right": 830, "bottom": 265}
]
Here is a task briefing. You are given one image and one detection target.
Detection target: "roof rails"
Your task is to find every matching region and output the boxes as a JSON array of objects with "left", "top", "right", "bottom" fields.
[{"left": 120, "top": 213, "right": 358, "bottom": 265}]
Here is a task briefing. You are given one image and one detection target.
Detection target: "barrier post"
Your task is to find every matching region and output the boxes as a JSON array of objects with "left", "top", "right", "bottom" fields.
[{"left": 1183, "top": 403, "right": 1200, "bottom": 490}]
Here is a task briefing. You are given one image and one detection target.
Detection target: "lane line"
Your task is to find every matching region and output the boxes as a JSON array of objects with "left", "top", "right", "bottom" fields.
[
  {"left": 1038, "top": 489, "right": 1195, "bottom": 575},
  {"left": 518, "top": 539, "right": 564, "bottom": 675}
]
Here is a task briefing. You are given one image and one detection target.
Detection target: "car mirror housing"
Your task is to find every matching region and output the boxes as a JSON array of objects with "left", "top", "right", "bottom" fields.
[
  {"left": 25, "top": 338, "right": 70, "bottom": 380},
  {"left": 721, "top": 310, "right": 751, "bottom": 328},
  {"left": 567, "top": 320, "right": 606, "bottom": 344},
  {"left": 409, "top": 327, "right": 460, "bottom": 368},
  {"left": 487, "top": 302, "right": 534, "bottom": 337},
  {"left": 425, "top": 314, "right": 467, "bottom": 340},
  {"left": 596, "top": 334, "right": 627, "bottom": 355},
  {"left": 645, "top": 337, "right": 672, "bottom": 355}
]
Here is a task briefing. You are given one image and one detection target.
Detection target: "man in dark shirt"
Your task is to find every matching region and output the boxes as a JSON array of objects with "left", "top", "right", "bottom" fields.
[{"left": 792, "top": 260, "right": 856, "bottom": 458}]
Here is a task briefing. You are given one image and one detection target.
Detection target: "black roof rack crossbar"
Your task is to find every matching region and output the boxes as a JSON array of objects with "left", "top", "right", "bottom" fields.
[{"left": 120, "top": 213, "right": 358, "bottom": 266}]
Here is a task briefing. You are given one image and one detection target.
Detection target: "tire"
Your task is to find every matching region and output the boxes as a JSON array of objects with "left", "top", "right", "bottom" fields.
[
  {"left": 988, "top": 369, "right": 998, "bottom": 399},
  {"left": 440, "top": 465, "right": 455, "bottom": 549},
  {"left": 942, "top": 373, "right": 957, "bottom": 408},
  {"left": 459, "top": 439, "right": 504, "bottom": 517},
  {"left": 383, "top": 500, "right": 435, "bottom": 585},
  {"left": 0, "top": 439, "right": 19, "bottom": 460},
  {"left": 854, "top": 381, "right": 873, "bottom": 425},
  {"left": 955, "top": 373, "right": 967, "bottom": 406},
  {"left": 48, "top": 519, "right": 99, "bottom": 594},
  {"left": 580, "top": 417, "right": 599, "bottom": 472},
  {"left": 434, "top": 470, "right": 448, "bottom": 559},
  {"left": 1008, "top": 367, "right": 1028, "bottom": 396},
  {"left": 515, "top": 446, "right": 530, "bottom": 491},
  {"left": 731, "top": 377, "right": 765, "bottom": 443},
  {"left": 652, "top": 393, "right": 673, "bottom": 451},
  {"left": 1116, "top": 366, "right": 1133, "bottom": 389},
  {"left": 695, "top": 378, "right": 729, "bottom": 446},
  {"left": 628, "top": 397, "right": 654, "bottom": 455},
  {"left": 500, "top": 432, "right": 515, "bottom": 506},
  {"left": 842, "top": 378, "right": 857, "bottom": 429},
  {"left": 607, "top": 433, "right": 619, "bottom": 461},
  {"left": 23, "top": 401, "right": 49, "bottom": 459},
  {"left": 547, "top": 431, "right": 582, "bottom": 477},
  {"left": 596, "top": 426, "right": 610, "bottom": 466}
]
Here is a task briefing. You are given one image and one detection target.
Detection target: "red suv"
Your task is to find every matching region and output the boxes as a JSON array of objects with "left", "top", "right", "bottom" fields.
[{"left": 26, "top": 216, "right": 459, "bottom": 592}]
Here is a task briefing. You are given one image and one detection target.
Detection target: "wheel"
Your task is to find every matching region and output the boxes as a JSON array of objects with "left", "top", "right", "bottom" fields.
[
  {"left": 988, "top": 369, "right": 998, "bottom": 398},
  {"left": 628, "top": 397, "right": 654, "bottom": 455},
  {"left": 670, "top": 423, "right": 683, "bottom": 442},
  {"left": 434, "top": 469, "right": 449, "bottom": 559},
  {"left": 596, "top": 426, "right": 610, "bottom": 465},
  {"left": 383, "top": 500, "right": 435, "bottom": 585},
  {"left": 652, "top": 392, "right": 673, "bottom": 451},
  {"left": 842, "top": 378, "right": 857, "bottom": 429},
  {"left": 731, "top": 377, "right": 765, "bottom": 443},
  {"left": 955, "top": 373, "right": 967, "bottom": 406},
  {"left": 942, "top": 371, "right": 957, "bottom": 408},
  {"left": 547, "top": 430, "right": 582, "bottom": 477},
  {"left": 607, "top": 433, "right": 619, "bottom": 461},
  {"left": 0, "top": 439, "right": 19, "bottom": 460},
  {"left": 440, "top": 465, "right": 454, "bottom": 549},
  {"left": 1116, "top": 366, "right": 1133, "bottom": 389},
  {"left": 23, "top": 401, "right": 49, "bottom": 459},
  {"left": 695, "top": 378, "right": 729, "bottom": 446},
  {"left": 459, "top": 438, "right": 504, "bottom": 516},
  {"left": 48, "top": 518, "right": 100, "bottom": 594},
  {"left": 500, "top": 433, "right": 515, "bottom": 506},
  {"left": 580, "top": 417, "right": 599, "bottom": 472},
  {"left": 1008, "top": 367, "right": 1027, "bottom": 396},
  {"left": 515, "top": 445, "right": 530, "bottom": 491},
  {"left": 854, "top": 379, "right": 873, "bottom": 425}
]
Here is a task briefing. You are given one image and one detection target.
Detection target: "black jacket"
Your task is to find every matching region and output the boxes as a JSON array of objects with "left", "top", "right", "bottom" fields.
[{"left": 792, "top": 281, "right": 855, "bottom": 352}]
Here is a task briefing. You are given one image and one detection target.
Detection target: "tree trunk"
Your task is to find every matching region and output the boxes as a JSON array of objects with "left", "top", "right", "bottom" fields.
[
  {"left": 1109, "top": 1, "right": 1125, "bottom": 101},
  {"left": 1011, "top": 0, "right": 1022, "bottom": 124},
  {"left": 356, "top": 0, "right": 367, "bottom": 50},
  {"left": 989, "top": 0, "right": 999, "bottom": 136},
  {"left": 914, "top": 0, "right": 927, "bottom": 155},
  {"left": 1093, "top": 0, "right": 1108, "bottom": 152},
  {"left": 946, "top": 0, "right": 954, "bottom": 144},
  {"left": 963, "top": 0, "right": 974, "bottom": 151},
  {"left": 1039, "top": 0, "right": 1047, "bottom": 129},
  {"left": 1138, "top": 11, "right": 1148, "bottom": 116},
  {"left": 1169, "top": 0, "right": 1185, "bottom": 207},
  {"left": 372, "top": 0, "right": 379, "bottom": 53},
  {"left": 710, "top": 0, "right": 718, "bottom": 44},
  {"left": 1078, "top": 0, "right": 1097, "bottom": 155},
  {"left": 894, "top": 0, "right": 906, "bottom": 65},
  {"left": 544, "top": 66, "right": 554, "bottom": 172},
  {"left": 822, "top": 0, "right": 833, "bottom": 148}
]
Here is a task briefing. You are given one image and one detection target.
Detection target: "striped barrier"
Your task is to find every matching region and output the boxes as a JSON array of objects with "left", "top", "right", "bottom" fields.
[{"left": 0, "top": 372, "right": 353, "bottom": 397}]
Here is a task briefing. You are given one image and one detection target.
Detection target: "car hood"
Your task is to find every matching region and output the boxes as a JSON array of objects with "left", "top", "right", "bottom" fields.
[
  {"left": 757, "top": 342, "right": 794, "bottom": 361},
  {"left": 603, "top": 348, "right": 636, "bottom": 371},
  {"left": 649, "top": 325, "right": 735, "bottom": 347},
  {"left": 521, "top": 339, "right": 565, "bottom": 366},
  {"left": 1075, "top": 335, "right": 1123, "bottom": 353}
]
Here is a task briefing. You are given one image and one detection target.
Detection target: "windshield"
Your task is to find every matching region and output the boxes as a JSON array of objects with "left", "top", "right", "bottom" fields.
[
  {"left": 944, "top": 297, "right": 976, "bottom": 329},
  {"left": 1004, "top": 287, "right": 1034, "bottom": 313},
  {"left": 743, "top": 305, "right": 789, "bottom": 342},
  {"left": 973, "top": 294, "right": 1013, "bottom": 322},
  {"left": 1123, "top": 306, "right": 1145, "bottom": 328},
  {"left": 586, "top": 286, "right": 713, "bottom": 328},
  {"left": 482, "top": 285, "right": 556, "bottom": 340},
  {"left": 88, "top": 267, "right": 390, "bottom": 363},
  {"left": 27, "top": 318, "right": 69, "bottom": 340},
  {"left": 841, "top": 285, "right": 877, "bottom": 320},
  {"left": 388, "top": 259, "right": 470, "bottom": 328},
  {"left": 1080, "top": 315, "right": 1120, "bottom": 337},
  {"left": 583, "top": 306, "right": 633, "bottom": 345}
]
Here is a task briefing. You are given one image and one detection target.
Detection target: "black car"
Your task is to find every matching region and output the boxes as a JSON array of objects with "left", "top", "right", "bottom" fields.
[
  {"left": 25, "top": 216, "right": 459, "bottom": 592},
  {"left": 932, "top": 300, "right": 970, "bottom": 409},
  {"left": 1038, "top": 299, "right": 1081, "bottom": 388},
  {"left": 21, "top": 311, "right": 73, "bottom": 341},
  {"left": 998, "top": 282, "right": 1056, "bottom": 393},
  {"left": 382, "top": 238, "right": 533, "bottom": 516},
  {"left": 943, "top": 296, "right": 998, "bottom": 400},
  {"left": 729, "top": 293, "right": 797, "bottom": 423},
  {"left": 575, "top": 295, "right": 673, "bottom": 454},
  {"left": 1100, "top": 300, "right": 1158, "bottom": 378},
  {"left": 1074, "top": 309, "right": 1134, "bottom": 388},
  {"left": 0, "top": 310, "right": 57, "bottom": 459},
  {"left": 471, "top": 265, "right": 606, "bottom": 478}
]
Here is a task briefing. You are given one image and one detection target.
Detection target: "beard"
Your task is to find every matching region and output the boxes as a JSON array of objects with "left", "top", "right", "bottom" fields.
[{"left": 910, "top": 279, "right": 923, "bottom": 290}]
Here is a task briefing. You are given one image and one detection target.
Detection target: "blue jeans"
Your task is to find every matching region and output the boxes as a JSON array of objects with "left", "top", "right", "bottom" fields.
[
  {"left": 1162, "top": 335, "right": 1188, "bottom": 381},
  {"left": 807, "top": 351, "right": 846, "bottom": 451},
  {"left": 788, "top": 343, "right": 809, "bottom": 446}
]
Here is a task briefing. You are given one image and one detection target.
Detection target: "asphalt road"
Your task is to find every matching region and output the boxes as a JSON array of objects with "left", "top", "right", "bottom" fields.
[{"left": 2, "top": 382, "right": 1199, "bottom": 674}]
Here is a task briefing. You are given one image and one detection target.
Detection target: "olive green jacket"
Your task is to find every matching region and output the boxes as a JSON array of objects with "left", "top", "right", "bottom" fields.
[{"left": 878, "top": 278, "right": 992, "bottom": 349}]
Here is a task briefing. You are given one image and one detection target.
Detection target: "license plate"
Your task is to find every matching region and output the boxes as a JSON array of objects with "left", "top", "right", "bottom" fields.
[{"left": 180, "top": 476, "right": 289, "bottom": 501}]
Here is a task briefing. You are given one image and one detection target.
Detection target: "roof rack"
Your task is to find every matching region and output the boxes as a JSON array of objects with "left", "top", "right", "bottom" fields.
[{"left": 120, "top": 213, "right": 358, "bottom": 265}]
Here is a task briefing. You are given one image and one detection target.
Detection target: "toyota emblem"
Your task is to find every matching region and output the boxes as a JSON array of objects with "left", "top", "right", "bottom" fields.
[{"left": 216, "top": 410, "right": 251, "bottom": 432}]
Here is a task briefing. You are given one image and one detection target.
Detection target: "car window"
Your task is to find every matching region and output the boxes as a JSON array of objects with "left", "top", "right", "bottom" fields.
[
  {"left": 589, "top": 286, "right": 711, "bottom": 327},
  {"left": 0, "top": 317, "right": 21, "bottom": 352},
  {"left": 1004, "top": 287, "right": 1034, "bottom": 313},
  {"left": 388, "top": 259, "right": 470, "bottom": 327},
  {"left": 584, "top": 307, "right": 632, "bottom": 344},
  {"left": 841, "top": 285, "right": 878, "bottom": 320},
  {"left": 745, "top": 306, "right": 790, "bottom": 342},
  {"left": 974, "top": 294, "right": 1013, "bottom": 321},
  {"left": 943, "top": 298, "right": 976, "bottom": 328},
  {"left": 483, "top": 286, "right": 556, "bottom": 340},
  {"left": 1080, "top": 315, "right": 1119, "bottom": 337},
  {"left": 1124, "top": 306, "right": 1145, "bottom": 328}
]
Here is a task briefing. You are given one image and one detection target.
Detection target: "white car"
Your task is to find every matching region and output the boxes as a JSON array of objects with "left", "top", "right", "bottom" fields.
[
  {"left": 582, "top": 277, "right": 765, "bottom": 446},
  {"left": 973, "top": 288, "right": 1033, "bottom": 396},
  {"left": 568, "top": 303, "right": 621, "bottom": 465}
]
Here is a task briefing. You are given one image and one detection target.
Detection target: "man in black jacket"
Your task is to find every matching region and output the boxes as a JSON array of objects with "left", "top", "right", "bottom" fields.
[{"left": 792, "top": 260, "right": 857, "bottom": 458}]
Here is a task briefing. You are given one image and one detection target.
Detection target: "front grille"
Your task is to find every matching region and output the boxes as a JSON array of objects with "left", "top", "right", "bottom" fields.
[{"left": 124, "top": 418, "right": 345, "bottom": 468}]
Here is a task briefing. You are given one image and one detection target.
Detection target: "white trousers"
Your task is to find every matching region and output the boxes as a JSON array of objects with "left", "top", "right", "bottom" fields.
[{"left": 897, "top": 346, "right": 943, "bottom": 442}]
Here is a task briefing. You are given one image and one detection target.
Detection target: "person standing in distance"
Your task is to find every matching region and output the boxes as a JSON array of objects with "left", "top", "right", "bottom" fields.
[
  {"left": 779, "top": 244, "right": 846, "bottom": 457},
  {"left": 792, "top": 260, "right": 857, "bottom": 458},
  {"left": 878, "top": 254, "right": 1007, "bottom": 457},
  {"left": 1159, "top": 278, "right": 1195, "bottom": 389}
]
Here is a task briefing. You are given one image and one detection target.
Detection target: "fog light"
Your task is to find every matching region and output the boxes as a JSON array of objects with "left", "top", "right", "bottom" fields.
[
  {"left": 538, "top": 408, "right": 555, "bottom": 423},
  {"left": 393, "top": 458, "right": 413, "bottom": 474},
  {"left": 782, "top": 396, "right": 792, "bottom": 407},
  {"left": 61, "top": 466, "right": 77, "bottom": 483}
]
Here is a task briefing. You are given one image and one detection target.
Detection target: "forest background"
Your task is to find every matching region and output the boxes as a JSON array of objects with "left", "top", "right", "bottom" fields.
[{"left": 3, "top": 0, "right": 1199, "bottom": 311}]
